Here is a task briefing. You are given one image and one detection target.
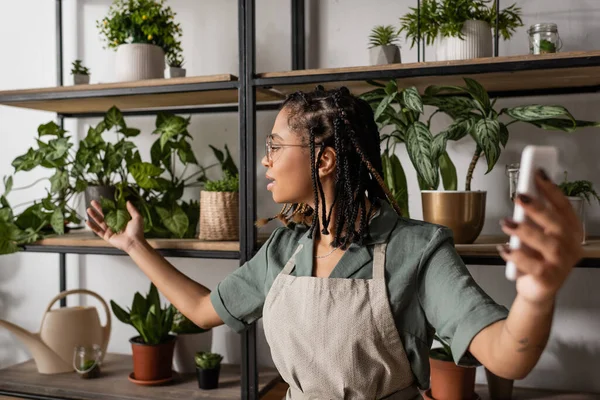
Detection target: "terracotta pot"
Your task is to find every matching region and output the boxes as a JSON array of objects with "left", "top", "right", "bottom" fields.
[
  {"left": 196, "top": 365, "right": 220, "bottom": 390},
  {"left": 485, "top": 367, "right": 514, "bottom": 400},
  {"left": 130, "top": 335, "right": 176, "bottom": 381},
  {"left": 429, "top": 357, "right": 477, "bottom": 400},
  {"left": 421, "top": 191, "right": 487, "bottom": 244}
]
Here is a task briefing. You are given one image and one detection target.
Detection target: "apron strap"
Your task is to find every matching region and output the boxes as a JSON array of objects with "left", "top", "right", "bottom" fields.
[
  {"left": 281, "top": 244, "right": 304, "bottom": 275},
  {"left": 372, "top": 242, "right": 388, "bottom": 281}
]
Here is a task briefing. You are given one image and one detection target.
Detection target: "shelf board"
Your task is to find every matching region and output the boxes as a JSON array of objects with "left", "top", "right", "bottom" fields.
[
  {"left": 21, "top": 231, "right": 241, "bottom": 259},
  {"left": 0, "top": 353, "right": 280, "bottom": 400},
  {"left": 255, "top": 50, "right": 600, "bottom": 98},
  {"left": 0, "top": 74, "right": 283, "bottom": 115},
  {"left": 456, "top": 235, "right": 600, "bottom": 268}
]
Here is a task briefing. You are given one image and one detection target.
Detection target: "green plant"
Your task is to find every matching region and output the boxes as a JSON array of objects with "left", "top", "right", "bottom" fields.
[
  {"left": 170, "top": 305, "right": 208, "bottom": 334},
  {"left": 368, "top": 25, "right": 400, "bottom": 48},
  {"left": 204, "top": 172, "right": 239, "bottom": 193},
  {"left": 559, "top": 172, "right": 600, "bottom": 204},
  {"left": 360, "top": 78, "right": 600, "bottom": 198},
  {"left": 430, "top": 334, "right": 453, "bottom": 362},
  {"left": 167, "top": 51, "right": 184, "bottom": 68},
  {"left": 539, "top": 39, "right": 557, "bottom": 54},
  {"left": 71, "top": 60, "right": 90, "bottom": 76},
  {"left": 110, "top": 282, "right": 174, "bottom": 345},
  {"left": 399, "top": 0, "right": 523, "bottom": 49},
  {"left": 195, "top": 352, "right": 223, "bottom": 370},
  {"left": 97, "top": 0, "right": 183, "bottom": 59}
]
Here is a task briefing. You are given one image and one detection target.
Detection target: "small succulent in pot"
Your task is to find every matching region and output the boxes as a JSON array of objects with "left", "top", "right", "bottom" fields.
[
  {"left": 71, "top": 59, "right": 90, "bottom": 85},
  {"left": 195, "top": 351, "right": 223, "bottom": 390},
  {"left": 166, "top": 51, "right": 186, "bottom": 78},
  {"left": 368, "top": 25, "right": 401, "bottom": 65}
]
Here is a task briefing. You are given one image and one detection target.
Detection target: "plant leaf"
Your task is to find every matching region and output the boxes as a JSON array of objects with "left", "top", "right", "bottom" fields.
[
  {"left": 402, "top": 86, "right": 423, "bottom": 114},
  {"left": 131, "top": 292, "right": 148, "bottom": 317},
  {"left": 4, "top": 176, "right": 13, "bottom": 196},
  {"left": 38, "top": 121, "right": 66, "bottom": 137},
  {"left": 432, "top": 133, "right": 448, "bottom": 161},
  {"left": 110, "top": 300, "right": 131, "bottom": 324},
  {"left": 473, "top": 119, "right": 501, "bottom": 173},
  {"left": 50, "top": 208, "right": 64, "bottom": 235},
  {"left": 105, "top": 209, "right": 130, "bottom": 233},
  {"left": 49, "top": 170, "right": 69, "bottom": 194},
  {"left": 382, "top": 151, "right": 409, "bottom": 218},
  {"left": 444, "top": 117, "right": 474, "bottom": 141},
  {"left": 129, "top": 162, "right": 164, "bottom": 190},
  {"left": 0, "top": 239, "right": 19, "bottom": 255},
  {"left": 374, "top": 93, "right": 396, "bottom": 120},
  {"left": 499, "top": 122, "right": 509, "bottom": 148},
  {"left": 406, "top": 121, "right": 438, "bottom": 189},
  {"left": 119, "top": 127, "right": 141, "bottom": 138},
  {"left": 527, "top": 118, "right": 600, "bottom": 132},
  {"left": 439, "top": 151, "right": 457, "bottom": 191},
  {"left": 423, "top": 96, "right": 479, "bottom": 119},
  {"left": 503, "top": 105, "right": 575, "bottom": 124},
  {"left": 104, "top": 106, "right": 125, "bottom": 130},
  {"left": 464, "top": 77, "right": 490, "bottom": 113},
  {"left": 156, "top": 206, "right": 189, "bottom": 238}
]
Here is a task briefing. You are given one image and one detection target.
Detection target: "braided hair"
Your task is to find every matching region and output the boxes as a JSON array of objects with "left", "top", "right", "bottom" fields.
[{"left": 257, "top": 85, "right": 402, "bottom": 250}]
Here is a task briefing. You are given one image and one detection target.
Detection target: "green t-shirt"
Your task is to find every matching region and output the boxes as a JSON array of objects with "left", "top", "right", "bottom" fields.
[{"left": 210, "top": 200, "right": 508, "bottom": 389}]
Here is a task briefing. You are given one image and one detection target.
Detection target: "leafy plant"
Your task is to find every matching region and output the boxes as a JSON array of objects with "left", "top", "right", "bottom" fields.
[
  {"left": 170, "top": 305, "right": 209, "bottom": 334},
  {"left": 195, "top": 352, "right": 223, "bottom": 370},
  {"left": 430, "top": 334, "right": 453, "bottom": 362},
  {"left": 71, "top": 59, "right": 90, "bottom": 76},
  {"left": 399, "top": 0, "right": 523, "bottom": 49},
  {"left": 167, "top": 51, "right": 185, "bottom": 68},
  {"left": 539, "top": 39, "right": 557, "bottom": 54},
  {"left": 360, "top": 78, "right": 600, "bottom": 197},
  {"left": 204, "top": 172, "right": 239, "bottom": 193},
  {"left": 72, "top": 106, "right": 140, "bottom": 190},
  {"left": 559, "top": 172, "right": 600, "bottom": 204},
  {"left": 368, "top": 25, "right": 400, "bottom": 48},
  {"left": 97, "top": 0, "right": 183, "bottom": 60},
  {"left": 110, "top": 282, "right": 174, "bottom": 345}
]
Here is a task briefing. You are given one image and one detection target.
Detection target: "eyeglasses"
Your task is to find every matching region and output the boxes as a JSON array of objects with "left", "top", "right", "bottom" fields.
[{"left": 265, "top": 135, "right": 312, "bottom": 164}]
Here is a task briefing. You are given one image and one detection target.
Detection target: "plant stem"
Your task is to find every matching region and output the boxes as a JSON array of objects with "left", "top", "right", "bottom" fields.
[
  {"left": 466, "top": 145, "right": 482, "bottom": 191},
  {"left": 12, "top": 177, "right": 51, "bottom": 191},
  {"left": 427, "top": 110, "right": 440, "bottom": 128},
  {"left": 505, "top": 120, "right": 518, "bottom": 127}
]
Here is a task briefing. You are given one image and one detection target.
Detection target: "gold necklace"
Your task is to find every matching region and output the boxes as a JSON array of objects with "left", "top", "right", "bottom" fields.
[{"left": 315, "top": 245, "right": 339, "bottom": 259}]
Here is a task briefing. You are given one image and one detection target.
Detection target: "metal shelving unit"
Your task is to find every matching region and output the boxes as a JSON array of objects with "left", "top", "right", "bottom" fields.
[{"left": 0, "top": 1, "right": 600, "bottom": 399}]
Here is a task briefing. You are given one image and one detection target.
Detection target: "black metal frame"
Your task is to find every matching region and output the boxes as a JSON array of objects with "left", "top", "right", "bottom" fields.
[{"left": 1, "top": 1, "right": 595, "bottom": 400}]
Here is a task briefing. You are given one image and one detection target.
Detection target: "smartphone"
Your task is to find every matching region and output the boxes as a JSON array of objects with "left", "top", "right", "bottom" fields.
[{"left": 505, "top": 145, "right": 559, "bottom": 281}]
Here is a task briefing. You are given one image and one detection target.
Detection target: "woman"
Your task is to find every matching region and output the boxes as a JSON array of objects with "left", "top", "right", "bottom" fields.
[{"left": 87, "top": 86, "right": 583, "bottom": 399}]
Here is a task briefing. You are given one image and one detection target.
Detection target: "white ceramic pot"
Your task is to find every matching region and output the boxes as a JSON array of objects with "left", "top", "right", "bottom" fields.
[
  {"left": 436, "top": 20, "right": 493, "bottom": 61},
  {"left": 369, "top": 45, "right": 401, "bottom": 65},
  {"left": 115, "top": 43, "right": 165, "bottom": 82},
  {"left": 165, "top": 66, "right": 187, "bottom": 78},
  {"left": 172, "top": 330, "right": 213, "bottom": 374},
  {"left": 567, "top": 196, "right": 586, "bottom": 245},
  {"left": 73, "top": 74, "right": 90, "bottom": 85}
]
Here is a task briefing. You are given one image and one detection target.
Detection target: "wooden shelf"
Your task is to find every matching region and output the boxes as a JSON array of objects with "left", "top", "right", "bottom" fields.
[
  {"left": 456, "top": 235, "right": 600, "bottom": 268},
  {"left": 255, "top": 51, "right": 600, "bottom": 98},
  {"left": 0, "top": 353, "right": 280, "bottom": 400},
  {"left": 0, "top": 74, "right": 283, "bottom": 115},
  {"left": 21, "top": 231, "right": 241, "bottom": 259}
]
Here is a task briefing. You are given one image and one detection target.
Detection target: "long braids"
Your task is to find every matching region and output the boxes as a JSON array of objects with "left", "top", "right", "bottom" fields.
[{"left": 257, "top": 85, "right": 403, "bottom": 250}]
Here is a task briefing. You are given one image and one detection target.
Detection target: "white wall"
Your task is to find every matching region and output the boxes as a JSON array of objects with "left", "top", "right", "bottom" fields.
[{"left": 0, "top": 0, "right": 599, "bottom": 394}]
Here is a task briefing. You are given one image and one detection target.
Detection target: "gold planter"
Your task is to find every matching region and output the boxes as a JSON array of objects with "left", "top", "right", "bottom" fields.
[{"left": 421, "top": 191, "right": 487, "bottom": 244}]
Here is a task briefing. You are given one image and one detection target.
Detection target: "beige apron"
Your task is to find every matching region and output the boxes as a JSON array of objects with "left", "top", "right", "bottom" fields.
[{"left": 263, "top": 242, "right": 421, "bottom": 400}]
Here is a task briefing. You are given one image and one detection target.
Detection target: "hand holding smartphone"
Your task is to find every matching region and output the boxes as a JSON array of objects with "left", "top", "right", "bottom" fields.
[{"left": 505, "top": 145, "right": 559, "bottom": 281}]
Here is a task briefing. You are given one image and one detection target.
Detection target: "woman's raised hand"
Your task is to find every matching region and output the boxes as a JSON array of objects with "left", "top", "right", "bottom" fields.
[{"left": 86, "top": 200, "right": 145, "bottom": 253}]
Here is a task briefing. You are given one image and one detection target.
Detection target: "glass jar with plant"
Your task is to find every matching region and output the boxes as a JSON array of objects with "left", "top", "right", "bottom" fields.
[
  {"left": 368, "top": 25, "right": 401, "bottom": 65},
  {"left": 110, "top": 282, "right": 176, "bottom": 384},
  {"left": 195, "top": 351, "right": 223, "bottom": 390},
  {"left": 558, "top": 172, "right": 600, "bottom": 245},
  {"left": 398, "top": 0, "right": 523, "bottom": 61},
  {"left": 71, "top": 59, "right": 90, "bottom": 85},
  {"left": 96, "top": 0, "right": 183, "bottom": 81},
  {"left": 360, "top": 78, "right": 600, "bottom": 243}
]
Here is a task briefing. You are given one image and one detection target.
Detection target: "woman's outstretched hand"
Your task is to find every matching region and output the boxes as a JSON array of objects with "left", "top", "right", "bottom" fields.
[
  {"left": 86, "top": 200, "right": 145, "bottom": 254},
  {"left": 498, "top": 168, "right": 584, "bottom": 305}
]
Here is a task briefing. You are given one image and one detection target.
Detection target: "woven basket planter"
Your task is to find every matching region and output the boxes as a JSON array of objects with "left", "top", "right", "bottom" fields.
[{"left": 199, "top": 191, "right": 239, "bottom": 241}]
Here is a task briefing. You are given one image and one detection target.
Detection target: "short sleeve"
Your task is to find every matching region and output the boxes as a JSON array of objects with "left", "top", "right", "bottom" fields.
[
  {"left": 418, "top": 227, "right": 509, "bottom": 366},
  {"left": 210, "top": 229, "right": 280, "bottom": 333}
]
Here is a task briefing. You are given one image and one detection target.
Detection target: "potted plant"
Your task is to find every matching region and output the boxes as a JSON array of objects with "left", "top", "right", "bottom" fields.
[
  {"left": 398, "top": 0, "right": 523, "bottom": 61},
  {"left": 558, "top": 172, "right": 600, "bottom": 245},
  {"left": 165, "top": 51, "right": 186, "bottom": 78},
  {"left": 72, "top": 106, "right": 140, "bottom": 209},
  {"left": 97, "top": 0, "right": 183, "bottom": 82},
  {"left": 170, "top": 305, "right": 212, "bottom": 374},
  {"left": 424, "top": 335, "right": 477, "bottom": 400},
  {"left": 368, "top": 25, "right": 401, "bottom": 65},
  {"left": 195, "top": 351, "right": 223, "bottom": 390},
  {"left": 73, "top": 344, "right": 103, "bottom": 379},
  {"left": 110, "top": 282, "right": 176, "bottom": 384},
  {"left": 198, "top": 145, "right": 239, "bottom": 241},
  {"left": 71, "top": 59, "right": 90, "bottom": 85},
  {"left": 360, "top": 78, "right": 600, "bottom": 243}
]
